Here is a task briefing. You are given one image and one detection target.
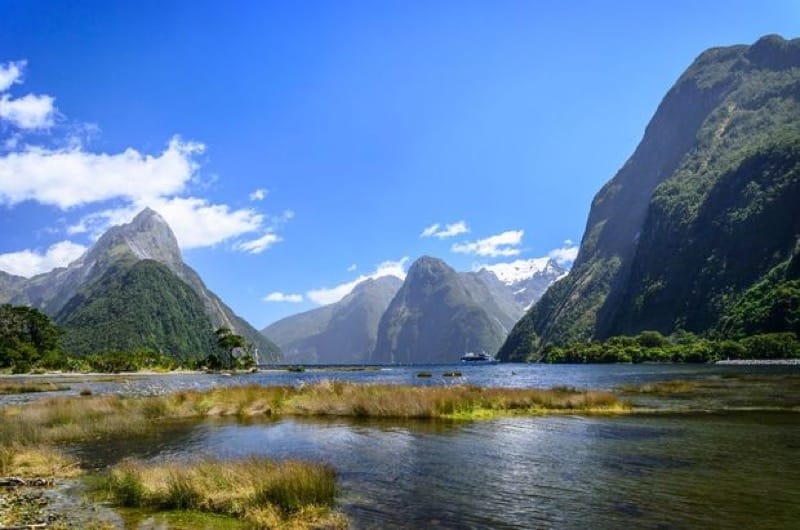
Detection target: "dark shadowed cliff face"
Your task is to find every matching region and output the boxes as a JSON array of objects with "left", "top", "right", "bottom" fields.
[
  {"left": 262, "top": 276, "right": 402, "bottom": 364},
  {"left": 371, "top": 257, "right": 514, "bottom": 363},
  {"left": 499, "top": 35, "right": 800, "bottom": 361}
]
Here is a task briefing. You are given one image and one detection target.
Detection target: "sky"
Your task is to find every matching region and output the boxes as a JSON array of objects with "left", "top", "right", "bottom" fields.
[{"left": 0, "top": 1, "right": 797, "bottom": 328}]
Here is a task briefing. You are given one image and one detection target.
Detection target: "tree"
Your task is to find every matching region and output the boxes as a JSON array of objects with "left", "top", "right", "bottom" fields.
[{"left": 214, "top": 327, "right": 246, "bottom": 369}]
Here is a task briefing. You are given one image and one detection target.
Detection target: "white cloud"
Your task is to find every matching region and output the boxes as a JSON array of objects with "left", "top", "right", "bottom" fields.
[
  {"left": 263, "top": 292, "right": 303, "bottom": 303},
  {"left": 69, "top": 196, "right": 268, "bottom": 251},
  {"left": 0, "top": 137, "right": 202, "bottom": 208},
  {"left": 346, "top": 263, "right": 357, "bottom": 272},
  {"left": 420, "top": 223, "right": 440, "bottom": 237},
  {"left": 0, "top": 61, "right": 56, "bottom": 130},
  {"left": 0, "top": 240, "right": 87, "bottom": 277},
  {"left": 452, "top": 230, "right": 524, "bottom": 257},
  {"left": 307, "top": 257, "right": 409, "bottom": 305},
  {"left": 0, "top": 60, "right": 25, "bottom": 92},
  {"left": 0, "top": 59, "right": 290, "bottom": 268},
  {"left": 234, "top": 231, "right": 282, "bottom": 254},
  {"left": 420, "top": 220, "right": 469, "bottom": 239},
  {"left": 249, "top": 188, "right": 268, "bottom": 201},
  {"left": 0, "top": 93, "right": 56, "bottom": 129},
  {"left": 548, "top": 243, "right": 579, "bottom": 267}
]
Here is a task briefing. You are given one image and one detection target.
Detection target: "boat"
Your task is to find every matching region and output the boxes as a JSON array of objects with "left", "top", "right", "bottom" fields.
[{"left": 460, "top": 351, "right": 497, "bottom": 363}]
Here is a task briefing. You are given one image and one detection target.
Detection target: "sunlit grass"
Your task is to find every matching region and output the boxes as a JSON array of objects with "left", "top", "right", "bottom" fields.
[
  {"left": 0, "top": 382, "right": 629, "bottom": 451},
  {"left": 0, "top": 445, "right": 79, "bottom": 478},
  {"left": 102, "top": 457, "right": 345, "bottom": 529},
  {"left": 617, "top": 380, "right": 700, "bottom": 394},
  {"left": 0, "top": 381, "right": 70, "bottom": 395}
]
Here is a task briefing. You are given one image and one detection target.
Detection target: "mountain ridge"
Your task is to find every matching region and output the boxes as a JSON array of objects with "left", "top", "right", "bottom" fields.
[
  {"left": 1, "top": 208, "right": 279, "bottom": 360},
  {"left": 262, "top": 275, "right": 401, "bottom": 363}
]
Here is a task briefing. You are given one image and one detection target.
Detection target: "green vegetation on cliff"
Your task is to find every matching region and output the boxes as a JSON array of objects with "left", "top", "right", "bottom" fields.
[
  {"left": 499, "top": 35, "right": 800, "bottom": 361},
  {"left": 57, "top": 260, "right": 218, "bottom": 361},
  {"left": 537, "top": 330, "right": 799, "bottom": 364}
]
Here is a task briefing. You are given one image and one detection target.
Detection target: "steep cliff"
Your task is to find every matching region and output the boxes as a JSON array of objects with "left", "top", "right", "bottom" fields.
[{"left": 500, "top": 35, "right": 800, "bottom": 360}]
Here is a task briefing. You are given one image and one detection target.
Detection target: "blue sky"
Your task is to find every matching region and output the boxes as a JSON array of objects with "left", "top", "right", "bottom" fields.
[{"left": 0, "top": 1, "right": 797, "bottom": 327}]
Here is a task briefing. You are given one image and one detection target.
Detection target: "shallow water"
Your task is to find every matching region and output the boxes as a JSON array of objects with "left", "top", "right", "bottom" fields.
[
  {"left": 7, "top": 364, "right": 800, "bottom": 528},
  {"left": 76, "top": 412, "right": 800, "bottom": 529}
]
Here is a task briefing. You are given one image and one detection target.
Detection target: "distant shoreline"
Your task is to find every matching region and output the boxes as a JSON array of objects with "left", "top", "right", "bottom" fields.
[{"left": 715, "top": 359, "right": 800, "bottom": 365}]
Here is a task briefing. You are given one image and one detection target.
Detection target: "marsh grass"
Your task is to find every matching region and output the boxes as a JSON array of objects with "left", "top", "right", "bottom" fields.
[
  {"left": 102, "top": 457, "right": 345, "bottom": 529},
  {"left": 0, "top": 445, "right": 79, "bottom": 478},
  {"left": 0, "top": 382, "right": 628, "bottom": 450},
  {"left": 284, "top": 381, "right": 626, "bottom": 419},
  {"left": 617, "top": 380, "right": 700, "bottom": 394},
  {"left": 0, "top": 381, "right": 70, "bottom": 394}
]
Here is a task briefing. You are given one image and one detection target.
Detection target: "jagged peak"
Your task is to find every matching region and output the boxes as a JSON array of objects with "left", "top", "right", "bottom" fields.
[
  {"left": 479, "top": 257, "right": 565, "bottom": 285},
  {"left": 351, "top": 275, "right": 403, "bottom": 295},
  {"left": 131, "top": 206, "right": 166, "bottom": 224},
  {"left": 90, "top": 207, "right": 182, "bottom": 267}
]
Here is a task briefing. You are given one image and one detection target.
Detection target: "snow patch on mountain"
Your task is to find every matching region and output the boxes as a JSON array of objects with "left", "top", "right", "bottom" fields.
[{"left": 479, "top": 257, "right": 553, "bottom": 285}]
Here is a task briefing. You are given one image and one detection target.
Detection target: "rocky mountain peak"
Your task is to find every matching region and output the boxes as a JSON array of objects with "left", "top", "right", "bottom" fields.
[
  {"left": 746, "top": 34, "right": 800, "bottom": 70},
  {"left": 92, "top": 208, "right": 182, "bottom": 269}
]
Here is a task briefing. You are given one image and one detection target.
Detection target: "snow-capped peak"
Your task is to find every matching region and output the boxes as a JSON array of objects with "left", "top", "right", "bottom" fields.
[{"left": 480, "top": 257, "right": 557, "bottom": 285}]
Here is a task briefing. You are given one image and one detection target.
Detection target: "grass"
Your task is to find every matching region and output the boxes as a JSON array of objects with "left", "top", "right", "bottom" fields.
[
  {"left": 0, "top": 445, "right": 80, "bottom": 478},
  {"left": 617, "top": 380, "right": 700, "bottom": 394},
  {"left": 0, "top": 382, "right": 626, "bottom": 527},
  {"left": 0, "top": 383, "right": 629, "bottom": 449},
  {"left": 0, "top": 381, "right": 70, "bottom": 395},
  {"left": 101, "top": 457, "right": 345, "bottom": 529}
]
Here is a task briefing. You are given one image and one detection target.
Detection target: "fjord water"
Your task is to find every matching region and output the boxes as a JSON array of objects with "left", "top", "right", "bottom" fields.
[
  {"left": 7, "top": 363, "right": 798, "bottom": 404},
  {"left": 60, "top": 364, "right": 800, "bottom": 529}
]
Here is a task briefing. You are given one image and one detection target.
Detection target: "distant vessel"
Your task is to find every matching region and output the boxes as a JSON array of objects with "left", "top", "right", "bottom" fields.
[{"left": 460, "top": 351, "right": 497, "bottom": 363}]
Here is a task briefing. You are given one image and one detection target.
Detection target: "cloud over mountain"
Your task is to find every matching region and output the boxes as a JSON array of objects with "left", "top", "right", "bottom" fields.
[{"left": 0, "top": 59, "right": 289, "bottom": 274}]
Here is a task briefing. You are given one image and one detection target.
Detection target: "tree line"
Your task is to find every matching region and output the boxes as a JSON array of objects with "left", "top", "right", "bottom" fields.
[{"left": 0, "top": 304, "right": 255, "bottom": 373}]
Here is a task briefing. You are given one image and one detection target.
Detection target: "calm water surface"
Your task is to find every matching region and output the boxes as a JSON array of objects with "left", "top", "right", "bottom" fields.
[
  {"left": 5, "top": 362, "right": 800, "bottom": 404},
  {"left": 55, "top": 364, "right": 800, "bottom": 529}
]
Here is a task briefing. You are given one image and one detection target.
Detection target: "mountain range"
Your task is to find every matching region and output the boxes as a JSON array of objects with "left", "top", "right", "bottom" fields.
[
  {"left": 263, "top": 276, "right": 402, "bottom": 364},
  {"left": 263, "top": 256, "right": 566, "bottom": 363},
  {"left": 499, "top": 34, "right": 800, "bottom": 361},
  {"left": 0, "top": 208, "right": 280, "bottom": 361}
]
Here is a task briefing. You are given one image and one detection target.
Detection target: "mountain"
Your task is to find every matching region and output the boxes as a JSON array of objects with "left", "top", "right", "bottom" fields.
[
  {"left": 57, "top": 259, "right": 218, "bottom": 359},
  {"left": 499, "top": 35, "right": 800, "bottom": 361},
  {"left": 262, "top": 276, "right": 402, "bottom": 363},
  {"left": 371, "top": 256, "right": 521, "bottom": 363},
  {"left": 1, "top": 208, "right": 280, "bottom": 361},
  {"left": 479, "top": 258, "right": 567, "bottom": 309}
]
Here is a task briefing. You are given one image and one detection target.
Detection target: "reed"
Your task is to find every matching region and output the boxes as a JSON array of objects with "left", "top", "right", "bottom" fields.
[
  {"left": 0, "top": 445, "right": 79, "bottom": 478},
  {"left": 0, "top": 381, "right": 70, "bottom": 394},
  {"left": 617, "top": 380, "right": 700, "bottom": 394},
  {"left": 102, "top": 457, "right": 345, "bottom": 529},
  {"left": 0, "top": 382, "right": 628, "bottom": 450}
]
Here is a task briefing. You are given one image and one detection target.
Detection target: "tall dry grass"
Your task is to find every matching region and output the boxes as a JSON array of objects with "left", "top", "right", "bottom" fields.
[
  {"left": 0, "top": 382, "right": 627, "bottom": 449},
  {"left": 0, "top": 381, "right": 70, "bottom": 394},
  {"left": 103, "top": 456, "right": 345, "bottom": 529}
]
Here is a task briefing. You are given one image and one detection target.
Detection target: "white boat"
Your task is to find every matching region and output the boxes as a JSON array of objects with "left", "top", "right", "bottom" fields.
[{"left": 460, "top": 351, "right": 497, "bottom": 363}]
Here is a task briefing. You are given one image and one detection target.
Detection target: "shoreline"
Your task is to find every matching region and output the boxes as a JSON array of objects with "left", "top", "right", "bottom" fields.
[{"left": 715, "top": 359, "right": 800, "bottom": 365}]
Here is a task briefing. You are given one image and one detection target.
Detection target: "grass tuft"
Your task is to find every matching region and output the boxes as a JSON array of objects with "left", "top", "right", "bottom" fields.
[
  {"left": 0, "top": 381, "right": 70, "bottom": 395},
  {"left": 102, "top": 457, "right": 343, "bottom": 529}
]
